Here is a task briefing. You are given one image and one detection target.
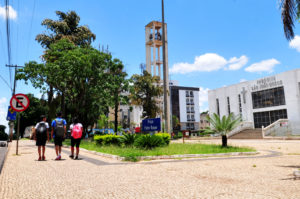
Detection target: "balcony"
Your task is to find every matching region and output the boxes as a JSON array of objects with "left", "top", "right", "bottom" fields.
[
  {"left": 190, "top": 110, "right": 195, "bottom": 113},
  {"left": 186, "top": 102, "right": 191, "bottom": 105},
  {"left": 186, "top": 110, "right": 191, "bottom": 113}
]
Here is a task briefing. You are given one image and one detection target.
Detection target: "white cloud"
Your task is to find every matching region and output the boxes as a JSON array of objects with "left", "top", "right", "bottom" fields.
[
  {"left": 227, "top": 55, "right": 248, "bottom": 70},
  {"left": 0, "top": 5, "right": 17, "bottom": 20},
  {"left": 240, "top": 79, "right": 247, "bottom": 83},
  {"left": 0, "top": 97, "right": 9, "bottom": 133},
  {"left": 199, "top": 87, "right": 209, "bottom": 112},
  {"left": 245, "top": 59, "right": 280, "bottom": 73},
  {"left": 289, "top": 35, "right": 300, "bottom": 52},
  {"left": 170, "top": 53, "right": 248, "bottom": 74}
]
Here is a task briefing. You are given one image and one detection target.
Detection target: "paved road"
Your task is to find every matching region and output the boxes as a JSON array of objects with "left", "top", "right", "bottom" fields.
[
  {"left": 0, "top": 146, "right": 7, "bottom": 174},
  {"left": 1, "top": 140, "right": 300, "bottom": 199}
]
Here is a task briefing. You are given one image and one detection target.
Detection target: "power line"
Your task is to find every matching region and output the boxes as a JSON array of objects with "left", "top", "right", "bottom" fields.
[
  {"left": 0, "top": 74, "right": 12, "bottom": 92},
  {"left": 5, "top": 0, "right": 12, "bottom": 91}
]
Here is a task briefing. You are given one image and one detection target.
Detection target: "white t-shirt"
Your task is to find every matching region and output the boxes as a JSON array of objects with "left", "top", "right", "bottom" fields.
[
  {"left": 35, "top": 121, "right": 49, "bottom": 129},
  {"left": 70, "top": 123, "right": 83, "bottom": 130}
]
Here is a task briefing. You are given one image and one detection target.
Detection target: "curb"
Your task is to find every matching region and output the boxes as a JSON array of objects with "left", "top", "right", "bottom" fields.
[
  {"left": 62, "top": 145, "right": 259, "bottom": 161},
  {"left": 0, "top": 142, "right": 10, "bottom": 174}
]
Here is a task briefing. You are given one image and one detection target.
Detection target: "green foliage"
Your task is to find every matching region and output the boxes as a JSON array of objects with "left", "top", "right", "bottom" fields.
[
  {"left": 98, "top": 114, "right": 109, "bottom": 129},
  {"left": 94, "top": 134, "right": 122, "bottom": 146},
  {"left": 173, "top": 132, "right": 183, "bottom": 139},
  {"left": 134, "top": 134, "right": 164, "bottom": 150},
  {"left": 130, "top": 71, "right": 163, "bottom": 118},
  {"left": 206, "top": 113, "right": 241, "bottom": 136},
  {"left": 156, "top": 133, "right": 171, "bottom": 145},
  {"left": 172, "top": 115, "right": 180, "bottom": 130},
  {"left": 120, "top": 133, "right": 136, "bottom": 146},
  {"left": 0, "top": 125, "right": 8, "bottom": 141}
]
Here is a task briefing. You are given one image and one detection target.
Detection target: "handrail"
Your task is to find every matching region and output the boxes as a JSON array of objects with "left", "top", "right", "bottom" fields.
[
  {"left": 228, "top": 121, "right": 254, "bottom": 137},
  {"left": 262, "top": 119, "right": 290, "bottom": 137}
]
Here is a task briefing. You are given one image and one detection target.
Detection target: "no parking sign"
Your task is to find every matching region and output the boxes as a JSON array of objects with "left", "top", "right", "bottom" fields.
[{"left": 10, "top": 93, "right": 30, "bottom": 112}]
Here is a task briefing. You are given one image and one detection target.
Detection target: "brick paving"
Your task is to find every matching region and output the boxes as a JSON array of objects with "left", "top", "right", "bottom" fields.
[{"left": 1, "top": 140, "right": 300, "bottom": 198}]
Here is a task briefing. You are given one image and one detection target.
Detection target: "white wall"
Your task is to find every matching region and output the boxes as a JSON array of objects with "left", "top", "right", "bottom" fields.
[
  {"left": 179, "top": 90, "right": 187, "bottom": 122},
  {"left": 208, "top": 69, "right": 300, "bottom": 134}
]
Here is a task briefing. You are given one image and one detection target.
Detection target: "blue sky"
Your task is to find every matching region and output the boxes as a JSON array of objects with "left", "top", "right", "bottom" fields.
[{"left": 1, "top": 0, "right": 300, "bottom": 130}]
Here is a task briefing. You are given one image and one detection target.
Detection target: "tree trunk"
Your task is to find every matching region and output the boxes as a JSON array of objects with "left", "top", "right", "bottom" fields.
[
  {"left": 48, "top": 86, "right": 56, "bottom": 120},
  {"left": 114, "top": 96, "right": 118, "bottom": 135},
  {"left": 222, "top": 135, "right": 227, "bottom": 147}
]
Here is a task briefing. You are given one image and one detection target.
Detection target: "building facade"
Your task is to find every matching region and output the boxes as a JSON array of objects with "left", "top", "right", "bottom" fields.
[
  {"left": 208, "top": 69, "right": 300, "bottom": 134},
  {"left": 171, "top": 86, "right": 200, "bottom": 131}
]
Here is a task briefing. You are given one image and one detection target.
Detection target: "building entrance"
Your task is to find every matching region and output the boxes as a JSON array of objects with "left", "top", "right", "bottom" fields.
[{"left": 253, "top": 109, "right": 287, "bottom": 128}]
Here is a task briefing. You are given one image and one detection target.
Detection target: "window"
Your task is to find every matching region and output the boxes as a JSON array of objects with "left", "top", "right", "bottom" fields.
[
  {"left": 186, "top": 106, "right": 190, "bottom": 113},
  {"left": 253, "top": 109, "right": 287, "bottom": 128},
  {"left": 252, "top": 86, "right": 285, "bottom": 109},
  {"left": 186, "top": 91, "right": 189, "bottom": 97},
  {"left": 190, "top": 99, "right": 194, "bottom": 105},
  {"left": 191, "top": 107, "right": 194, "bottom": 113},
  {"left": 186, "top": 98, "right": 190, "bottom": 105},
  {"left": 227, "top": 97, "right": 230, "bottom": 115},
  {"left": 190, "top": 91, "right": 194, "bottom": 97},
  {"left": 238, "top": 94, "right": 242, "bottom": 117},
  {"left": 187, "top": 115, "right": 190, "bottom": 121},
  {"left": 191, "top": 114, "right": 195, "bottom": 121},
  {"left": 216, "top": 98, "right": 220, "bottom": 116}
]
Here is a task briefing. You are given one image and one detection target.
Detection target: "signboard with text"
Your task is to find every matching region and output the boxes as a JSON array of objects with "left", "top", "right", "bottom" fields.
[
  {"left": 142, "top": 118, "right": 161, "bottom": 132},
  {"left": 10, "top": 93, "right": 30, "bottom": 112}
]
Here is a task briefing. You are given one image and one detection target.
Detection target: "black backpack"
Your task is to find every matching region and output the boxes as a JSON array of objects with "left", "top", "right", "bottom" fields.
[
  {"left": 36, "top": 122, "right": 47, "bottom": 135},
  {"left": 55, "top": 119, "right": 65, "bottom": 138}
]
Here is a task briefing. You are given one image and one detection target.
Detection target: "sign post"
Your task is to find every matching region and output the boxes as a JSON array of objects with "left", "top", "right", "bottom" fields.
[{"left": 10, "top": 94, "right": 30, "bottom": 155}]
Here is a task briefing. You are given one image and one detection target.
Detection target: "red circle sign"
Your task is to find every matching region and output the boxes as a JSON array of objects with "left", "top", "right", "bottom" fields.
[{"left": 10, "top": 94, "right": 30, "bottom": 112}]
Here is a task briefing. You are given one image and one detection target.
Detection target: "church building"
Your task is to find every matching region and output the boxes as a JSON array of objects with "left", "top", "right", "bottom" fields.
[{"left": 208, "top": 69, "right": 300, "bottom": 135}]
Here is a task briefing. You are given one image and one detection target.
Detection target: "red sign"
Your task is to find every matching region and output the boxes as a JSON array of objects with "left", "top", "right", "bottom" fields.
[{"left": 10, "top": 94, "right": 30, "bottom": 112}]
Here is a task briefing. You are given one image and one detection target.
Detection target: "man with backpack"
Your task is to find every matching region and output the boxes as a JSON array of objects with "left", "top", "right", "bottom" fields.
[
  {"left": 69, "top": 118, "right": 83, "bottom": 160},
  {"left": 51, "top": 112, "right": 67, "bottom": 160},
  {"left": 33, "top": 115, "right": 49, "bottom": 161}
]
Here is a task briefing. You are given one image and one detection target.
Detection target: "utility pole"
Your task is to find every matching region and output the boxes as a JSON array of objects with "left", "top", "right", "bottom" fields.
[
  {"left": 6, "top": 65, "right": 23, "bottom": 142},
  {"left": 162, "top": 0, "right": 170, "bottom": 134}
]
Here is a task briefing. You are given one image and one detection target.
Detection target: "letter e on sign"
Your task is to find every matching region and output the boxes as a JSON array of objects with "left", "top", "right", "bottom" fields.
[{"left": 10, "top": 93, "right": 30, "bottom": 112}]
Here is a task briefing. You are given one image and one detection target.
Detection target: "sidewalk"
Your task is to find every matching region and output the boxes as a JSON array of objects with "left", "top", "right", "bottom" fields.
[{"left": 1, "top": 140, "right": 300, "bottom": 199}]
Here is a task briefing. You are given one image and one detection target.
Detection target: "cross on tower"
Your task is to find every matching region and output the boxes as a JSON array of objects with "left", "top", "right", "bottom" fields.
[{"left": 241, "top": 87, "right": 247, "bottom": 104}]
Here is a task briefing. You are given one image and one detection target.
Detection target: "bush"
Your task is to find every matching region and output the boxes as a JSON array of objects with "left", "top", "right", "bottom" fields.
[
  {"left": 134, "top": 134, "right": 164, "bottom": 150},
  {"left": 0, "top": 131, "right": 8, "bottom": 141},
  {"left": 156, "top": 133, "right": 171, "bottom": 145},
  {"left": 173, "top": 132, "right": 183, "bottom": 139},
  {"left": 120, "top": 133, "right": 136, "bottom": 146},
  {"left": 94, "top": 134, "right": 122, "bottom": 146}
]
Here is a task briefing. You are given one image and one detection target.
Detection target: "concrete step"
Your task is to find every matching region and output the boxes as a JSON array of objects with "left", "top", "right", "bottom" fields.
[{"left": 229, "top": 129, "right": 263, "bottom": 139}]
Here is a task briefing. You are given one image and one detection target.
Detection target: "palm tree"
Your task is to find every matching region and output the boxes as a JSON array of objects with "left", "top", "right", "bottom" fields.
[
  {"left": 280, "top": 0, "right": 300, "bottom": 40},
  {"left": 206, "top": 113, "right": 241, "bottom": 147}
]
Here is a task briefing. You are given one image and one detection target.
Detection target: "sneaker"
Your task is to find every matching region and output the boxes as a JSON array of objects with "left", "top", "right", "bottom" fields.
[
  {"left": 55, "top": 155, "right": 61, "bottom": 160},
  {"left": 38, "top": 157, "right": 42, "bottom": 161},
  {"left": 69, "top": 155, "right": 74, "bottom": 159},
  {"left": 74, "top": 156, "right": 78, "bottom": 160},
  {"left": 42, "top": 156, "right": 46, "bottom": 161}
]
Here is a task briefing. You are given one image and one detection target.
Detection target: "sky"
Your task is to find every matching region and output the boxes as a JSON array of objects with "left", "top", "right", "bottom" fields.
[{"left": 1, "top": 0, "right": 300, "bottom": 131}]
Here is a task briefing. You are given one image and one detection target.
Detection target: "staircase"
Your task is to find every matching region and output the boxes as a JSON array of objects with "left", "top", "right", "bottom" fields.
[{"left": 229, "top": 128, "right": 263, "bottom": 139}]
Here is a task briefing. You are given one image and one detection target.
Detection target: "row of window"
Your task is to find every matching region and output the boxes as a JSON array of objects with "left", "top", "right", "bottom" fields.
[
  {"left": 216, "top": 86, "right": 286, "bottom": 116},
  {"left": 253, "top": 109, "right": 287, "bottom": 128},
  {"left": 185, "top": 91, "right": 194, "bottom": 97}
]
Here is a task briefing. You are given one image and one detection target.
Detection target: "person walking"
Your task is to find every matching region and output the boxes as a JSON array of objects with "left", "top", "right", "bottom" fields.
[
  {"left": 51, "top": 112, "right": 67, "bottom": 160},
  {"left": 69, "top": 118, "right": 83, "bottom": 160},
  {"left": 33, "top": 115, "right": 49, "bottom": 161}
]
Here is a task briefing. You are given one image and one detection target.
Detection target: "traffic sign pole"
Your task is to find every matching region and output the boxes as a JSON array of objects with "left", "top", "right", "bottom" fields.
[{"left": 16, "top": 113, "right": 20, "bottom": 155}]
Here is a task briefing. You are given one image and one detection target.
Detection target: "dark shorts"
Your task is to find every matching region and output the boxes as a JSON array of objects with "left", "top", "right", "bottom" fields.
[
  {"left": 54, "top": 137, "right": 63, "bottom": 146},
  {"left": 71, "top": 137, "right": 81, "bottom": 148},
  {"left": 36, "top": 137, "right": 47, "bottom": 146}
]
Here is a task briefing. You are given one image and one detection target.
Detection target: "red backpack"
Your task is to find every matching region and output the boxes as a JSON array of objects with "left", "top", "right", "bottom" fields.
[{"left": 72, "top": 124, "right": 82, "bottom": 139}]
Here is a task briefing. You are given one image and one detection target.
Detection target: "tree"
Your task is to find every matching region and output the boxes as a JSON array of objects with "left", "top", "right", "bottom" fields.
[
  {"left": 106, "top": 59, "right": 129, "bottom": 134},
  {"left": 280, "top": 0, "right": 300, "bottom": 40},
  {"left": 172, "top": 115, "right": 180, "bottom": 131},
  {"left": 130, "top": 71, "right": 163, "bottom": 118},
  {"left": 205, "top": 113, "right": 241, "bottom": 147},
  {"left": 0, "top": 125, "right": 8, "bottom": 141},
  {"left": 15, "top": 94, "right": 48, "bottom": 138},
  {"left": 18, "top": 11, "right": 96, "bottom": 119}
]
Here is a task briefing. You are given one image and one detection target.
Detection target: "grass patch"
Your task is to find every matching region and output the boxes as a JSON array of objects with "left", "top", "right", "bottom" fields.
[{"left": 63, "top": 139, "right": 255, "bottom": 161}]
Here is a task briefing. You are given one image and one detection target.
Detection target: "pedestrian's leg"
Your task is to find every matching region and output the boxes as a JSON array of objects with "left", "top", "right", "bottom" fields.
[
  {"left": 55, "top": 145, "right": 59, "bottom": 156},
  {"left": 38, "top": 146, "right": 41, "bottom": 160},
  {"left": 59, "top": 146, "right": 62, "bottom": 156},
  {"left": 42, "top": 146, "right": 46, "bottom": 160},
  {"left": 71, "top": 146, "right": 74, "bottom": 156},
  {"left": 76, "top": 147, "right": 79, "bottom": 157}
]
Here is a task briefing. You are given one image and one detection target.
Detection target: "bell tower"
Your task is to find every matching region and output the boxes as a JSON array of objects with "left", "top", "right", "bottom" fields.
[{"left": 145, "top": 21, "right": 170, "bottom": 132}]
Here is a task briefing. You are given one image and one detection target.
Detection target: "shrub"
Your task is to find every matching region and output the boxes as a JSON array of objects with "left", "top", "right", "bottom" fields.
[
  {"left": 134, "top": 134, "right": 164, "bottom": 150},
  {"left": 173, "top": 132, "right": 183, "bottom": 139},
  {"left": 120, "top": 133, "right": 136, "bottom": 146},
  {"left": 94, "top": 134, "right": 122, "bottom": 146},
  {"left": 156, "top": 133, "right": 171, "bottom": 145}
]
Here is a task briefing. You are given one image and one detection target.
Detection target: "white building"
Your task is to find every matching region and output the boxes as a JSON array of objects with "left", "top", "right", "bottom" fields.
[
  {"left": 208, "top": 69, "right": 300, "bottom": 135},
  {"left": 171, "top": 86, "right": 200, "bottom": 131}
]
